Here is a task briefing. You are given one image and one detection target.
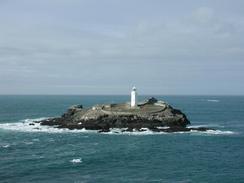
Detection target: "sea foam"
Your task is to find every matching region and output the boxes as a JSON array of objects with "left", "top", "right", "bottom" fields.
[
  {"left": 0, "top": 118, "right": 96, "bottom": 134},
  {"left": 197, "top": 129, "right": 235, "bottom": 135}
]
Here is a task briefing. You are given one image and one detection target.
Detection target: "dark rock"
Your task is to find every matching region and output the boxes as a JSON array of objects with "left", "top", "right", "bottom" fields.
[
  {"left": 138, "top": 97, "right": 158, "bottom": 106},
  {"left": 98, "top": 128, "right": 110, "bottom": 133}
]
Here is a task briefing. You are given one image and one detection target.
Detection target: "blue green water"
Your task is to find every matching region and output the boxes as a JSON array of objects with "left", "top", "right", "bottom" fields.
[{"left": 0, "top": 95, "right": 244, "bottom": 183}]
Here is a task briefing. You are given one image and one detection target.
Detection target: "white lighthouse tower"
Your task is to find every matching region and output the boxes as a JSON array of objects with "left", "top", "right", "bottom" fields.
[{"left": 131, "top": 86, "right": 137, "bottom": 108}]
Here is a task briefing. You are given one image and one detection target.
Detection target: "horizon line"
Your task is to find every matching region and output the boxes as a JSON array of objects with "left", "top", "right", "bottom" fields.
[{"left": 0, "top": 94, "right": 243, "bottom": 96}]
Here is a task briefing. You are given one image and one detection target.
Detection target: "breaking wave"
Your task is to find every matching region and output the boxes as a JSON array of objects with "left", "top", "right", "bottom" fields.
[
  {"left": 188, "top": 124, "right": 225, "bottom": 128},
  {"left": 0, "top": 118, "right": 96, "bottom": 134},
  {"left": 1, "top": 144, "right": 10, "bottom": 148},
  {"left": 188, "top": 129, "right": 235, "bottom": 135},
  {"left": 104, "top": 128, "right": 236, "bottom": 136},
  {"left": 0, "top": 118, "right": 236, "bottom": 136}
]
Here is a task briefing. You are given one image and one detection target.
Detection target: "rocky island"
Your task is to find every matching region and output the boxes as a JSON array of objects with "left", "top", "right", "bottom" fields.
[{"left": 38, "top": 94, "right": 213, "bottom": 133}]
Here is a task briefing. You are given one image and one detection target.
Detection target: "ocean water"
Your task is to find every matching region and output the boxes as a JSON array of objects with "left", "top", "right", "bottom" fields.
[{"left": 0, "top": 95, "right": 244, "bottom": 183}]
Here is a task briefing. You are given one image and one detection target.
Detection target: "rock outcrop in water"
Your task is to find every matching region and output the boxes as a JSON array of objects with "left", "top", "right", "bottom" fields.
[{"left": 38, "top": 97, "right": 212, "bottom": 133}]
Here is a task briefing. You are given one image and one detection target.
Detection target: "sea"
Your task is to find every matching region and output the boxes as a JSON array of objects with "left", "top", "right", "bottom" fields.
[{"left": 0, "top": 95, "right": 244, "bottom": 183}]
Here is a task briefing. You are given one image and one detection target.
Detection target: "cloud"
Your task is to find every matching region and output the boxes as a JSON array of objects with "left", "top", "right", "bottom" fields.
[
  {"left": 0, "top": 1, "right": 244, "bottom": 94},
  {"left": 192, "top": 7, "right": 214, "bottom": 24},
  {"left": 0, "top": 4, "right": 243, "bottom": 62}
]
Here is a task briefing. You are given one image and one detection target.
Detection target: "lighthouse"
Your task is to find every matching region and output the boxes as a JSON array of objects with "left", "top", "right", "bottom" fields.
[{"left": 131, "top": 86, "right": 137, "bottom": 108}]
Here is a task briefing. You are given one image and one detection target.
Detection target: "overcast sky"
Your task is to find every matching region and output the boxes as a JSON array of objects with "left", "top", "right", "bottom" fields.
[{"left": 0, "top": 0, "right": 243, "bottom": 95}]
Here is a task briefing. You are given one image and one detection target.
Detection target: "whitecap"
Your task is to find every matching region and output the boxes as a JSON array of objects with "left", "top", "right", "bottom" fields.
[
  {"left": 207, "top": 99, "right": 220, "bottom": 102},
  {"left": 70, "top": 158, "right": 82, "bottom": 163},
  {"left": 2, "top": 144, "right": 10, "bottom": 148}
]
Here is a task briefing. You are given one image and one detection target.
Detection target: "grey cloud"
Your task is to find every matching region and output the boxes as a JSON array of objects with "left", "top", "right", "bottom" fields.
[{"left": 0, "top": 0, "right": 244, "bottom": 94}]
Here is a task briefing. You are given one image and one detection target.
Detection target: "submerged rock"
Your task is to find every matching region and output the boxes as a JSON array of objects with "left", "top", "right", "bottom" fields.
[{"left": 38, "top": 98, "right": 212, "bottom": 133}]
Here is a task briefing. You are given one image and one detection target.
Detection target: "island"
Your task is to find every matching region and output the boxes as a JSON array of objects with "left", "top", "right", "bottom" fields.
[{"left": 37, "top": 87, "right": 213, "bottom": 133}]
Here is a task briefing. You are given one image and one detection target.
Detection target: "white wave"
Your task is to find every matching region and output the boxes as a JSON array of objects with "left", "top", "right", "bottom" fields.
[
  {"left": 207, "top": 99, "right": 220, "bottom": 102},
  {"left": 70, "top": 158, "right": 82, "bottom": 163},
  {"left": 105, "top": 128, "right": 236, "bottom": 136},
  {"left": 164, "top": 129, "right": 236, "bottom": 135},
  {"left": 1, "top": 144, "right": 10, "bottom": 148},
  {"left": 104, "top": 128, "right": 158, "bottom": 135},
  {"left": 198, "top": 129, "right": 235, "bottom": 135},
  {"left": 187, "top": 125, "right": 205, "bottom": 128},
  {"left": 188, "top": 124, "right": 224, "bottom": 128},
  {"left": 0, "top": 118, "right": 97, "bottom": 134},
  {"left": 157, "top": 126, "right": 170, "bottom": 129}
]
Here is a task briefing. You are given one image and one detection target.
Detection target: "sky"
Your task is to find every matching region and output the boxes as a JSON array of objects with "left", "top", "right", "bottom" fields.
[{"left": 0, "top": 0, "right": 244, "bottom": 95}]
